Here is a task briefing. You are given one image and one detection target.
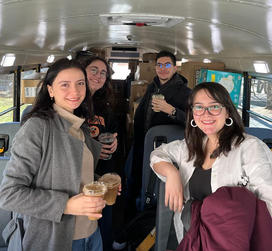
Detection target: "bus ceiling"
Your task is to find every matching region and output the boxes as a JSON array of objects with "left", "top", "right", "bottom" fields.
[{"left": 0, "top": 0, "right": 271, "bottom": 74}]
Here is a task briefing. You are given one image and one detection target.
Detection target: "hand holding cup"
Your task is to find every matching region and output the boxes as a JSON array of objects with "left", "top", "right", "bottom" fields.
[
  {"left": 98, "top": 132, "right": 117, "bottom": 160},
  {"left": 82, "top": 181, "right": 108, "bottom": 220},
  {"left": 152, "top": 94, "right": 165, "bottom": 112}
]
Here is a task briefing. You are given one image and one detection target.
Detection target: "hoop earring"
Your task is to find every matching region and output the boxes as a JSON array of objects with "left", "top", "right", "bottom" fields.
[
  {"left": 225, "top": 117, "right": 233, "bottom": 126},
  {"left": 190, "top": 119, "right": 197, "bottom": 128}
]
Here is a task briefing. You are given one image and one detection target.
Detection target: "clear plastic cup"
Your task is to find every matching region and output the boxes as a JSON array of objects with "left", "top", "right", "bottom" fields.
[
  {"left": 152, "top": 94, "right": 165, "bottom": 112},
  {"left": 83, "top": 181, "right": 107, "bottom": 220},
  {"left": 98, "top": 133, "right": 115, "bottom": 160},
  {"left": 98, "top": 173, "right": 121, "bottom": 205}
]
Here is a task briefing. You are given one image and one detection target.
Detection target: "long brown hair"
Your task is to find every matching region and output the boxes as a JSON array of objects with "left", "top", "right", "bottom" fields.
[
  {"left": 22, "top": 58, "right": 93, "bottom": 123},
  {"left": 185, "top": 82, "right": 245, "bottom": 167}
]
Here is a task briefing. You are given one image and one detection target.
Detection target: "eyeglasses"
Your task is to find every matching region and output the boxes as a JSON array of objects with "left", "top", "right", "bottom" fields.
[
  {"left": 89, "top": 67, "right": 107, "bottom": 79},
  {"left": 156, "top": 62, "right": 172, "bottom": 69},
  {"left": 192, "top": 105, "right": 224, "bottom": 116}
]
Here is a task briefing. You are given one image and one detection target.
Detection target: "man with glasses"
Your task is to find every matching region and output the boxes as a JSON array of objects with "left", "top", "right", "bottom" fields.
[{"left": 128, "top": 50, "right": 191, "bottom": 217}]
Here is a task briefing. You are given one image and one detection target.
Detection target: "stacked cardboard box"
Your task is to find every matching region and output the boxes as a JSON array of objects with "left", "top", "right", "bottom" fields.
[
  {"left": 177, "top": 62, "right": 225, "bottom": 89},
  {"left": 142, "top": 53, "right": 157, "bottom": 62},
  {"left": 126, "top": 81, "right": 149, "bottom": 137},
  {"left": 138, "top": 62, "right": 156, "bottom": 83},
  {"left": 130, "top": 81, "right": 148, "bottom": 101},
  {"left": 90, "top": 48, "right": 106, "bottom": 58},
  {"left": 129, "top": 80, "right": 149, "bottom": 119},
  {"left": 21, "top": 79, "right": 40, "bottom": 104}
]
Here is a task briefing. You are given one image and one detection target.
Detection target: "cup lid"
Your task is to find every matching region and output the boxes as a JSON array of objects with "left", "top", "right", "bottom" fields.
[
  {"left": 98, "top": 173, "right": 121, "bottom": 188},
  {"left": 83, "top": 181, "right": 107, "bottom": 195},
  {"left": 98, "top": 133, "right": 114, "bottom": 141}
]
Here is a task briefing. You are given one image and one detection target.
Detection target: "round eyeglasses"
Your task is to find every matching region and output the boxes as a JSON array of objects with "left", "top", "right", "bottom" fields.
[
  {"left": 89, "top": 67, "right": 107, "bottom": 79},
  {"left": 192, "top": 105, "right": 224, "bottom": 116},
  {"left": 155, "top": 62, "right": 172, "bottom": 69}
]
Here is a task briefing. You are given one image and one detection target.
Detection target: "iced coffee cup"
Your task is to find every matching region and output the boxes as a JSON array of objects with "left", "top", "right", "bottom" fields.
[
  {"left": 98, "top": 173, "right": 121, "bottom": 206},
  {"left": 98, "top": 133, "right": 115, "bottom": 160},
  {"left": 152, "top": 93, "right": 165, "bottom": 112},
  {"left": 83, "top": 181, "right": 107, "bottom": 220}
]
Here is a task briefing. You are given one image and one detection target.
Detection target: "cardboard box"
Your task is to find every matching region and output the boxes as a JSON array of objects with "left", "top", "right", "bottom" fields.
[
  {"left": 90, "top": 48, "right": 106, "bottom": 58},
  {"left": 128, "top": 81, "right": 149, "bottom": 123},
  {"left": 21, "top": 79, "right": 40, "bottom": 104},
  {"left": 197, "top": 69, "right": 243, "bottom": 107},
  {"left": 133, "top": 100, "right": 140, "bottom": 115},
  {"left": 177, "top": 62, "right": 225, "bottom": 89},
  {"left": 130, "top": 81, "right": 149, "bottom": 102},
  {"left": 138, "top": 62, "right": 156, "bottom": 83},
  {"left": 142, "top": 53, "right": 157, "bottom": 62}
]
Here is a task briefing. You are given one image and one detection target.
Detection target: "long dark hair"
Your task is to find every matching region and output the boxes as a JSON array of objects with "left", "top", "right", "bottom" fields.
[
  {"left": 185, "top": 82, "right": 245, "bottom": 167},
  {"left": 22, "top": 58, "right": 93, "bottom": 123},
  {"left": 76, "top": 55, "right": 114, "bottom": 114}
]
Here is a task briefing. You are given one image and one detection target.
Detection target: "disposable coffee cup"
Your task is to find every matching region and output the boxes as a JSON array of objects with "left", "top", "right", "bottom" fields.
[
  {"left": 98, "top": 173, "right": 121, "bottom": 206},
  {"left": 83, "top": 181, "right": 107, "bottom": 220},
  {"left": 152, "top": 94, "right": 165, "bottom": 112},
  {"left": 98, "top": 133, "right": 115, "bottom": 160}
]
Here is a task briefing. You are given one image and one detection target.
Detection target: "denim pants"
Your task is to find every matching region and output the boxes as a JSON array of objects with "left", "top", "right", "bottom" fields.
[
  {"left": 99, "top": 205, "right": 113, "bottom": 251},
  {"left": 72, "top": 227, "right": 103, "bottom": 251}
]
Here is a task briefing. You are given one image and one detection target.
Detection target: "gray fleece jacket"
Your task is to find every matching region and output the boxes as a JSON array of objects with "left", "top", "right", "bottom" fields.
[{"left": 0, "top": 113, "right": 101, "bottom": 251}]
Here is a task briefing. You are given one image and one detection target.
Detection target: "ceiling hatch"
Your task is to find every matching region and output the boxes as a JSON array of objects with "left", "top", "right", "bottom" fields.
[{"left": 100, "top": 14, "right": 185, "bottom": 28}]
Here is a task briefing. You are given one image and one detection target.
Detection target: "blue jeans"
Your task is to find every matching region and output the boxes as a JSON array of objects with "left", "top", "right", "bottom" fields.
[
  {"left": 72, "top": 227, "right": 103, "bottom": 251},
  {"left": 99, "top": 205, "right": 113, "bottom": 251}
]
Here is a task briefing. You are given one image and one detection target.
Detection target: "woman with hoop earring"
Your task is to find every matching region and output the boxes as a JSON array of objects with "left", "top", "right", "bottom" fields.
[{"left": 150, "top": 82, "right": 272, "bottom": 250}]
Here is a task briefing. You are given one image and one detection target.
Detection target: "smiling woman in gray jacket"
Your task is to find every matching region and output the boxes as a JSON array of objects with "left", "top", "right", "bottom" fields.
[{"left": 0, "top": 58, "right": 105, "bottom": 251}]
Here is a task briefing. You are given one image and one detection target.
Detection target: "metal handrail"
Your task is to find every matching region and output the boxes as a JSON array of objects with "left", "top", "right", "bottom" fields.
[
  {"left": 247, "top": 110, "right": 272, "bottom": 123},
  {"left": 0, "top": 103, "right": 26, "bottom": 117},
  {"left": 0, "top": 106, "right": 16, "bottom": 116}
]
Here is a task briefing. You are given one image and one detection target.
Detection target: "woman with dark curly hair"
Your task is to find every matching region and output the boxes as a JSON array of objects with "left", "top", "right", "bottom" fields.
[
  {"left": 77, "top": 55, "right": 119, "bottom": 251},
  {"left": 77, "top": 55, "right": 118, "bottom": 173}
]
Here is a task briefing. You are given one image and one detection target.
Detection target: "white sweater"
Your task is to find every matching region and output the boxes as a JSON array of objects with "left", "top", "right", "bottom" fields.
[{"left": 150, "top": 134, "right": 272, "bottom": 242}]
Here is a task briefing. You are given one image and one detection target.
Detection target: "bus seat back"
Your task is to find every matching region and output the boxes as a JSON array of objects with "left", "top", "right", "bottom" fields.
[{"left": 0, "top": 122, "right": 20, "bottom": 157}]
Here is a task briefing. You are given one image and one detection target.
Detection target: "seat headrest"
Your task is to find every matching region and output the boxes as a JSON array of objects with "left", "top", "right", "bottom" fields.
[{"left": 263, "top": 138, "right": 272, "bottom": 150}]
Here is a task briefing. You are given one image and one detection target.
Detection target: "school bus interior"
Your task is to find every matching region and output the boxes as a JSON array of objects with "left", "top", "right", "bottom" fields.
[{"left": 0, "top": 1, "right": 272, "bottom": 250}]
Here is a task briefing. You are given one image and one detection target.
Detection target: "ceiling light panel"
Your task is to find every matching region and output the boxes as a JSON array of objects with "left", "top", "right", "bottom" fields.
[
  {"left": 0, "top": 54, "right": 16, "bottom": 67},
  {"left": 253, "top": 62, "right": 270, "bottom": 73},
  {"left": 100, "top": 14, "right": 185, "bottom": 28}
]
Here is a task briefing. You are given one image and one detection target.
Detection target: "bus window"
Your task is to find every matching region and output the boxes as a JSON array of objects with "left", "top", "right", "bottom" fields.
[
  {"left": 112, "top": 62, "right": 130, "bottom": 80},
  {"left": 250, "top": 79, "right": 272, "bottom": 128},
  {"left": 20, "top": 70, "right": 37, "bottom": 118},
  {"left": 0, "top": 73, "right": 14, "bottom": 123}
]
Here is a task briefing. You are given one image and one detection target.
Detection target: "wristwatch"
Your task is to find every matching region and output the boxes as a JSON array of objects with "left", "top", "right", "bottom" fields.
[
  {"left": 171, "top": 108, "right": 177, "bottom": 116},
  {"left": 168, "top": 108, "right": 176, "bottom": 118}
]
